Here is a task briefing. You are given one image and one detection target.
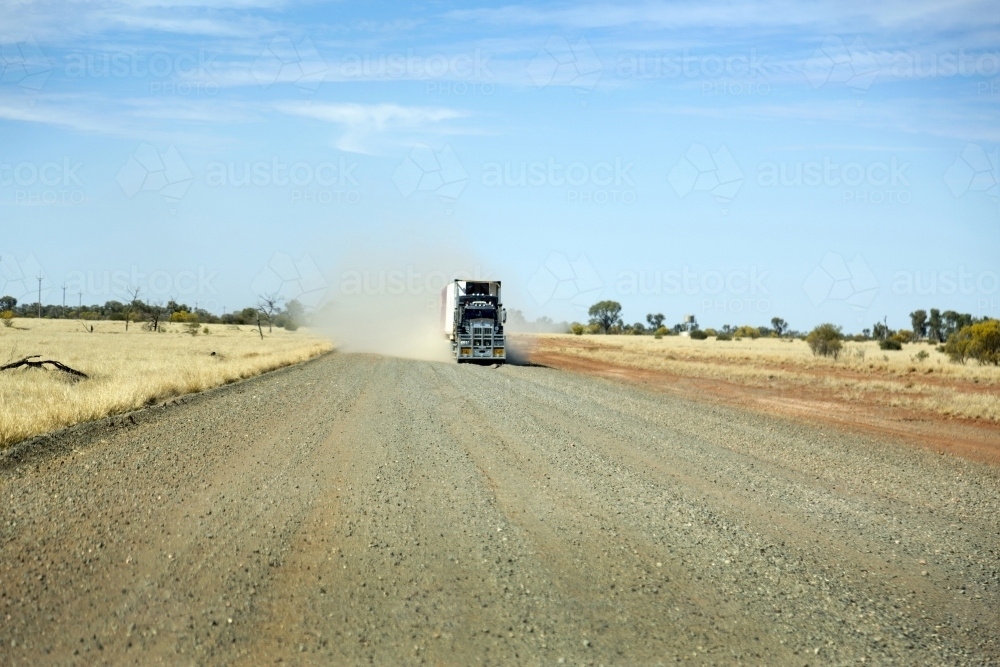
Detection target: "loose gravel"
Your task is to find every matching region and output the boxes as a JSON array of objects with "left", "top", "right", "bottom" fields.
[{"left": 2, "top": 352, "right": 998, "bottom": 665}]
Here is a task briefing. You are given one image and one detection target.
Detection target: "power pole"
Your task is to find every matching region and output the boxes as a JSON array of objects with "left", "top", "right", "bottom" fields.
[
  {"left": 37, "top": 273, "right": 43, "bottom": 319},
  {"left": 77, "top": 291, "right": 82, "bottom": 312},
  {"left": 61, "top": 282, "right": 67, "bottom": 318}
]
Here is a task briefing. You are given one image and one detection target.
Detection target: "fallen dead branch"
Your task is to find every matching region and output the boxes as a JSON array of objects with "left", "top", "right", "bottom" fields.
[{"left": 1, "top": 356, "right": 88, "bottom": 378}]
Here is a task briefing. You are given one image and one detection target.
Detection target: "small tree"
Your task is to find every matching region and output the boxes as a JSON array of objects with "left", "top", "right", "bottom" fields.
[
  {"left": 942, "top": 327, "right": 973, "bottom": 364},
  {"left": 879, "top": 338, "right": 902, "bottom": 350},
  {"left": 283, "top": 299, "right": 305, "bottom": 331},
  {"left": 0, "top": 296, "right": 16, "bottom": 312},
  {"left": 146, "top": 300, "right": 165, "bottom": 332},
  {"left": 257, "top": 293, "right": 282, "bottom": 333},
  {"left": 646, "top": 313, "right": 665, "bottom": 331},
  {"left": 770, "top": 317, "right": 788, "bottom": 337},
  {"left": 968, "top": 319, "right": 1000, "bottom": 365},
  {"left": 909, "top": 310, "right": 928, "bottom": 340},
  {"left": 806, "top": 323, "right": 843, "bottom": 359},
  {"left": 588, "top": 300, "right": 622, "bottom": 334},
  {"left": 121, "top": 286, "right": 142, "bottom": 331},
  {"left": 872, "top": 321, "right": 892, "bottom": 341}
]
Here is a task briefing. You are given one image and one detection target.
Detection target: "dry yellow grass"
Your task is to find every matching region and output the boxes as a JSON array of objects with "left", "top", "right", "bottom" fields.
[
  {"left": 535, "top": 334, "right": 1000, "bottom": 422},
  {"left": 0, "top": 319, "right": 333, "bottom": 448}
]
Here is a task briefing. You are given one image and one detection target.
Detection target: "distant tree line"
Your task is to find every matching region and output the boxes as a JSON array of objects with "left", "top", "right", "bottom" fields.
[
  {"left": 0, "top": 293, "right": 306, "bottom": 334},
  {"left": 570, "top": 300, "right": 796, "bottom": 340},
  {"left": 563, "top": 300, "right": 998, "bottom": 366}
]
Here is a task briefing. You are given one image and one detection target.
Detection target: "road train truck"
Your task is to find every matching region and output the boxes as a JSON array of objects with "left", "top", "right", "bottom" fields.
[{"left": 441, "top": 280, "right": 507, "bottom": 363}]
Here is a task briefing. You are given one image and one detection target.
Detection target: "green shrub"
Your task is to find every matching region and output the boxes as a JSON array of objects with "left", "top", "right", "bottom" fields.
[
  {"left": 733, "top": 325, "right": 760, "bottom": 339},
  {"left": 879, "top": 339, "right": 902, "bottom": 351},
  {"left": 689, "top": 329, "right": 708, "bottom": 340},
  {"left": 1, "top": 310, "right": 13, "bottom": 328},
  {"left": 571, "top": 322, "right": 585, "bottom": 335},
  {"left": 966, "top": 319, "right": 1000, "bottom": 365},
  {"left": 716, "top": 333, "right": 732, "bottom": 341},
  {"left": 703, "top": 328, "right": 718, "bottom": 337},
  {"left": 942, "top": 328, "right": 972, "bottom": 363},
  {"left": 283, "top": 321, "right": 299, "bottom": 332},
  {"left": 893, "top": 329, "right": 913, "bottom": 344},
  {"left": 806, "top": 323, "right": 843, "bottom": 359}
]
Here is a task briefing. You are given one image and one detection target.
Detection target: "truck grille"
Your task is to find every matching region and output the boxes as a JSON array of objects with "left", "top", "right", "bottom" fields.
[{"left": 471, "top": 325, "right": 492, "bottom": 347}]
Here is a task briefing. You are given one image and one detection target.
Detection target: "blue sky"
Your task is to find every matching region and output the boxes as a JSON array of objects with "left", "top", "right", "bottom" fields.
[{"left": 1, "top": 0, "right": 998, "bottom": 332}]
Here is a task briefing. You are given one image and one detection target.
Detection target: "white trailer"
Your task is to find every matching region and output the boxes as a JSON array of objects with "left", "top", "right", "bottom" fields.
[{"left": 441, "top": 280, "right": 506, "bottom": 363}]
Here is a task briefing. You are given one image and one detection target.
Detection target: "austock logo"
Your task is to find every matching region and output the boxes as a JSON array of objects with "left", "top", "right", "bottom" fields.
[
  {"left": 117, "top": 144, "right": 193, "bottom": 203},
  {"left": 480, "top": 157, "right": 635, "bottom": 204},
  {"left": 252, "top": 36, "right": 326, "bottom": 93},
  {"left": 805, "top": 36, "right": 878, "bottom": 98},
  {"left": 0, "top": 253, "right": 50, "bottom": 302},
  {"left": 1, "top": 157, "right": 85, "bottom": 205},
  {"left": 527, "top": 36, "right": 603, "bottom": 92},
  {"left": 803, "top": 252, "right": 879, "bottom": 312},
  {"left": 526, "top": 253, "right": 602, "bottom": 307},
  {"left": 251, "top": 253, "right": 328, "bottom": 308},
  {"left": 392, "top": 145, "right": 468, "bottom": 202},
  {"left": 0, "top": 36, "right": 51, "bottom": 92},
  {"left": 668, "top": 144, "right": 743, "bottom": 213},
  {"left": 944, "top": 143, "right": 999, "bottom": 205}
]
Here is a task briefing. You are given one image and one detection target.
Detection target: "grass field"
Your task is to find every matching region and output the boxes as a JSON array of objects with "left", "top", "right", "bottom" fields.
[
  {"left": 532, "top": 334, "right": 1000, "bottom": 422},
  {"left": 0, "top": 319, "right": 333, "bottom": 448}
]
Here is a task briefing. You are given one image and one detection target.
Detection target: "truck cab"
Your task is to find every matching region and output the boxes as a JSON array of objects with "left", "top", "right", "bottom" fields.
[{"left": 441, "top": 280, "right": 506, "bottom": 363}]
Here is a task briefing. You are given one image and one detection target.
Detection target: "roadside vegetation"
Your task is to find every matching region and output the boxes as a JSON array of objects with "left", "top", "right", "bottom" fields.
[
  {"left": 526, "top": 300, "right": 1000, "bottom": 422},
  {"left": 0, "top": 294, "right": 332, "bottom": 449},
  {"left": 564, "top": 300, "right": 998, "bottom": 367},
  {"left": 531, "top": 333, "right": 999, "bottom": 422},
  {"left": 0, "top": 293, "right": 306, "bottom": 334}
]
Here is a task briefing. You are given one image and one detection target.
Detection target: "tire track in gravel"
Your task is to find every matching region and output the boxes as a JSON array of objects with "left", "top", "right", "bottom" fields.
[
  {"left": 115, "top": 360, "right": 373, "bottom": 663},
  {"left": 436, "top": 362, "right": 999, "bottom": 663},
  {"left": 1, "top": 354, "right": 377, "bottom": 664},
  {"left": 426, "top": 362, "right": 795, "bottom": 664}
]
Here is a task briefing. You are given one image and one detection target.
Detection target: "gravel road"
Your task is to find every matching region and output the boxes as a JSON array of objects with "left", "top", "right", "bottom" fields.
[{"left": 2, "top": 352, "right": 998, "bottom": 665}]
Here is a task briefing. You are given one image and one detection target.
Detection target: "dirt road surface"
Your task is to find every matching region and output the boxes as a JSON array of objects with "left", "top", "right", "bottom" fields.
[{"left": 2, "top": 353, "right": 998, "bottom": 665}]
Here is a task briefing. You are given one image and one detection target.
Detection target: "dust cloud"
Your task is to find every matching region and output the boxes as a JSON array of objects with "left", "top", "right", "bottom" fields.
[{"left": 313, "top": 245, "right": 498, "bottom": 363}]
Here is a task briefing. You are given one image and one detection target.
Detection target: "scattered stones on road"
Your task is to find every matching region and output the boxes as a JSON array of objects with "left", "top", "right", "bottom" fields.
[{"left": 1, "top": 353, "right": 998, "bottom": 664}]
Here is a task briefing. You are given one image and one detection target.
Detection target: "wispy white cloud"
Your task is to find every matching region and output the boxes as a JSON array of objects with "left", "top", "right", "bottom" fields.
[
  {"left": 635, "top": 96, "right": 1000, "bottom": 143},
  {"left": 3, "top": 1, "right": 284, "bottom": 42},
  {"left": 275, "top": 102, "right": 470, "bottom": 153},
  {"left": 0, "top": 93, "right": 251, "bottom": 146},
  {"left": 446, "top": 0, "right": 996, "bottom": 33}
]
